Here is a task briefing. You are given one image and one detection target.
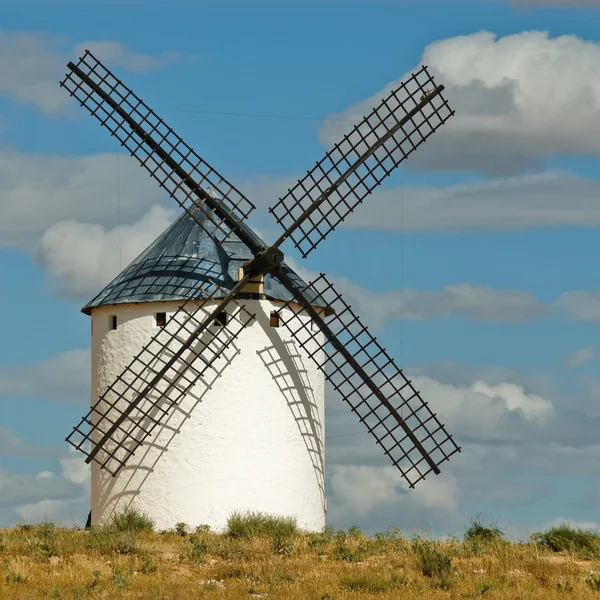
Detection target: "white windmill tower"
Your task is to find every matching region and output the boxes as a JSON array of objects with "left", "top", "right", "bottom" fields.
[
  {"left": 83, "top": 207, "right": 329, "bottom": 531},
  {"left": 62, "top": 51, "right": 461, "bottom": 533}
]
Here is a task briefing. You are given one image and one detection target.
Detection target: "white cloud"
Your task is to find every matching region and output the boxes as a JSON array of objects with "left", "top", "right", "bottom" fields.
[
  {"left": 554, "top": 290, "right": 600, "bottom": 323},
  {"left": 327, "top": 464, "right": 461, "bottom": 531},
  {"left": 0, "top": 150, "right": 164, "bottom": 249},
  {"left": 323, "top": 361, "right": 600, "bottom": 533},
  {"left": 563, "top": 346, "right": 595, "bottom": 368},
  {"left": 0, "top": 32, "right": 177, "bottom": 115},
  {"left": 38, "top": 205, "right": 175, "bottom": 299},
  {"left": 286, "top": 258, "right": 544, "bottom": 328},
  {"left": 0, "top": 348, "right": 90, "bottom": 404},
  {"left": 249, "top": 170, "right": 600, "bottom": 233},
  {"left": 319, "top": 31, "right": 600, "bottom": 175},
  {"left": 5, "top": 448, "right": 89, "bottom": 527},
  {"left": 331, "top": 276, "right": 544, "bottom": 326},
  {"left": 72, "top": 41, "right": 178, "bottom": 73},
  {"left": 342, "top": 172, "right": 600, "bottom": 232}
]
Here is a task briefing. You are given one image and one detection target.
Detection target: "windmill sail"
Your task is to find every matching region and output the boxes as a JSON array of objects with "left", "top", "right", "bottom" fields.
[
  {"left": 269, "top": 66, "right": 453, "bottom": 258},
  {"left": 61, "top": 51, "right": 460, "bottom": 488},
  {"left": 60, "top": 50, "right": 257, "bottom": 247},
  {"left": 274, "top": 271, "right": 460, "bottom": 487}
]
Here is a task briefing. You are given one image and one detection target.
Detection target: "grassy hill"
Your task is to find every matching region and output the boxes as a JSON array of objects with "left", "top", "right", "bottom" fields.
[{"left": 1, "top": 511, "right": 600, "bottom": 599}]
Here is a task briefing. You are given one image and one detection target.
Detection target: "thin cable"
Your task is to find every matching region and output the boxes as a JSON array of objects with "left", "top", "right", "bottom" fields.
[
  {"left": 155, "top": 107, "right": 360, "bottom": 123},
  {"left": 325, "top": 431, "right": 368, "bottom": 441},
  {"left": 116, "top": 149, "right": 123, "bottom": 270}
]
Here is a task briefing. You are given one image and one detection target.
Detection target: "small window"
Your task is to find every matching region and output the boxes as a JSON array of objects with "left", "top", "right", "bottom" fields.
[
  {"left": 270, "top": 311, "right": 280, "bottom": 328},
  {"left": 213, "top": 311, "right": 227, "bottom": 327},
  {"left": 155, "top": 312, "right": 166, "bottom": 327},
  {"left": 110, "top": 315, "right": 117, "bottom": 330}
]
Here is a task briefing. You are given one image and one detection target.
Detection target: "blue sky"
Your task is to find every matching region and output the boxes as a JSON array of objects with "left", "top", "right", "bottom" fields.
[{"left": 2, "top": 0, "right": 600, "bottom": 536}]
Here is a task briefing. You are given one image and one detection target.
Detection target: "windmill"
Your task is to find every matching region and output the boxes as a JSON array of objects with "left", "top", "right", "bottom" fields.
[{"left": 61, "top": 51, "right": 461, "bottom": 531}]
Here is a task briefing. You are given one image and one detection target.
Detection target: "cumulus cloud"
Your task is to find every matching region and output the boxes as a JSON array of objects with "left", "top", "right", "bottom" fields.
[
  {"left": 0, "top": 348, "right": 90, "bottom": 404},
  {"left": 0, "top": 447, "right": 89, "bottom": 527},
  {"left": 248, "top": 170, "right": 600, "bottom": 233},
  {"left": 319, "top": 31, "right": 600, "bottom": 175},
  {"left": 324, "top": 360, "right": 600, "bottom": 533},
  {"left": 72, "top": 41, "right": 178, "bottom": 73},
  {"left": 342, "top": 172, "right": 600, "bottom": 232},
  {"left": 563, "top": 346, "right": 595, "bottom": 368},
  {"left": 554, "top": 290, "right": 600, "bottom": 323},
  {"left": 328, "top": 464, "right": 462, "bottom": 531},
  {"left": 332, "top": 277, "right": 544, "bottom": 326},
  {"left": 0, "top": 32, "right": 177, "bottom": 116},
  {"left": 286, "top": 258, "right": 544, "bottom": 328},
  {"left": 0, "top": 150, "right": 164, "bottom": 249},
  {"left": 38, "top": 205, "right": 175, "bottom": 299}
]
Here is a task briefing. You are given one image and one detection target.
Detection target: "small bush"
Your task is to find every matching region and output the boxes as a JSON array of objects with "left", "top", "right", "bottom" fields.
[
  {"left": 531, "top": 523, "right": 600, "bottom": 557},
  {"left": 347, "top": 525, "right": 362, "bottom": 538},
  {"left": 226, "top": 511, "right": 297, "bottom": 540},
  {"left": 111, "top": 566, "right": 133, "bottom": 590},
  {"left": 175, "top": 522, "right": 188, "bottom": 536},
  {"left": 110, "top": 508, "right": 155, "bottom": 532},
  {"left": 464, "top": 515, "right": 504, "bottom": 544},
  {"left": 333, "top": 540, "right": 368, "bottom": 563},
  {"left": 272, "top": 532, "right": 295, "bottom": 555},
  {"left": 587, "top": 573, "right": 600, "bottom": 591},
  {"left": 28, "top": 522, "right": 58, "bottom": 561},
  {"left": 189, "top": 535, "right": 209, "bottom": 563},
  {"left": 413, "top": 537, "right": 454, "bottom": 590},
  {"left": 5, "top": 569, "right": 28, "bottom": 584},
  {"left": 307, "top": 525, "right": 335, "bottom": 550}
]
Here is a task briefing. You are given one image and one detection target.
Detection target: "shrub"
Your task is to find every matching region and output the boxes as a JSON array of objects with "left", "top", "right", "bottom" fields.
[
  {"left": 464, "top": 515, "right": 504, "bottom": 544},
  {"left": 110, "top": 508, "right": 155, "bottom": 532},
  {"left": 347, "top": 525, "right": 362, "bottom": 538},
  {"left": 28, "top": 522, "right": 58, "bottom": 561},
  {"left": 226, "top": 511, "right": 297, "bottom": 540},
  {"left": 175, "top": 522, "right": 188, "bottom": 536},
  {"left": 531, "top": 523, "right": 600, "bottom": 558},
  {"left": 413, "top": 537, "right": 454, "bottom": 590},
  {"left": 189, "top": 535, "right": 209, "bottom": 563},
  {"left": 587, "top": 573, "right": 600, "bottom": 591}
]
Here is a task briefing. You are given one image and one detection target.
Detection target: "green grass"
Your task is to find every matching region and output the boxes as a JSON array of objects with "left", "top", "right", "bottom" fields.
[
  {"left": 4, "top": 515, "right": 600, "bottom": 599},
  {"left": 109, "top": 508, "right": 155, "bottom": 532},
  {"left": 531, "top": 523, "right": 600, "bottom": 557},
  {"left": 225, "top": 510, "right": 298, "bottom": 540}
]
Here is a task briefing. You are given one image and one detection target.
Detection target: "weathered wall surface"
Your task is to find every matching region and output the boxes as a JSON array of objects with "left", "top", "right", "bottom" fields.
[{"left": 90, "top": 299, "right": 326, "bottom": 532}]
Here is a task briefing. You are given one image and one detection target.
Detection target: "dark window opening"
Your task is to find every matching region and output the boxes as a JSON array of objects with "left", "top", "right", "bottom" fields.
[
  {"left": 110, "top": 315, "right": 117, "bottom": 330},
  {"left": 213, "top": 311, "right": 227, "bottom": 327},
  {"left": 270, "top": 311, "right": 280, "bottom": 328},
  {"left": 156, "top": 312, "right": 167, "bottom": 327}
]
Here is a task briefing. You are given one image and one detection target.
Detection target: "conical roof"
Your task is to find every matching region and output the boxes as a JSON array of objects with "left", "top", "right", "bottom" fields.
[{"left": 82, "top": 208, "right": 326, "bottom": 315}]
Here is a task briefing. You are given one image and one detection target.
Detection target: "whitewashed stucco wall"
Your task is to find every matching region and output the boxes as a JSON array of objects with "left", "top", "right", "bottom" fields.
[{"left": 90, "top": 299, "right": 326, "bottom": 532}]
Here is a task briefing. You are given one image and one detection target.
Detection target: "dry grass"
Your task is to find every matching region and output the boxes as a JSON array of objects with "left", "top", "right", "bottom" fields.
[{"left": 1, "top": 520, "right": 600, "bottom": 599}]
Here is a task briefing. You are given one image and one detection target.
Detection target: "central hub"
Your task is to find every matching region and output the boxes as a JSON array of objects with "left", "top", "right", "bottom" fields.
[{"left": 243, "top": 246, "right": 284, "bottom": 277}]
